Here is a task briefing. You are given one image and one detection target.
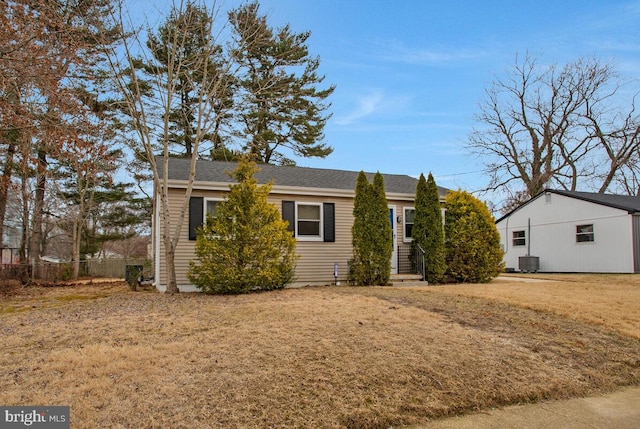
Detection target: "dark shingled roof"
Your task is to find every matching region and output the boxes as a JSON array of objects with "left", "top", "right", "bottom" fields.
[
  {"left": 496, "top": 188, "right": 640, "bottom": 223},
  {"left": 549, "top": 189, "right": 640, "bottom": 213},
  {"left": 159, "top": 157, "right": 448, "bottom": 196}
]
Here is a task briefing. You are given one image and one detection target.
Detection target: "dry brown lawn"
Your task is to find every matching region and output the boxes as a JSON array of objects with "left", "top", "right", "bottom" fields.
[
  {"left": 1, "top": 276, "right": 639, "bottom": 428},
  {"left": 432, "top": 273, "right": 640, "bottom": 339}
]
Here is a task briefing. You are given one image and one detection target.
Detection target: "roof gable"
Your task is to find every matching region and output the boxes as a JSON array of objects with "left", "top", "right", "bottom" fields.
[
  {"left": 158, "top": 157, "right": 448, "bottom": 197},
  {"left": 496, "top": 189, "right": 640, "bottom": 223}
]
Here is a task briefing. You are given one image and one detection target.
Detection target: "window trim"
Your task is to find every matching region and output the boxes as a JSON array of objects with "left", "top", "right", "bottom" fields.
[
  {"left": 512, "top": 230, "right": 526, "bottom": 247},
  {"left": 576, "top": 224, "right": 595, "bottom": 243},
  {"left": 295, "top": 202, "right": 323, "bottom": 241},
  {"left": 403, "top": 207, "right": 415, "bottom": 243}
]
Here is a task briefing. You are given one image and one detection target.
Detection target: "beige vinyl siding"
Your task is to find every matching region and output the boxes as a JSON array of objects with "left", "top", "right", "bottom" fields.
[
  {"left": 156, "top": 187, "right": 415, "bottom": 289},
  {"left": 157, "top": 188, "right": 226, "bottom": 288},
  {"left": 273, "top": 194, "right": 354, "bottom": 285}
]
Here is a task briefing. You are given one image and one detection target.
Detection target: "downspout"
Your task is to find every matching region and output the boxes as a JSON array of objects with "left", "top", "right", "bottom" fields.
[
  {"left": 527, "top": 217, "right": 531, "bottom": 256},
  {"left": 504, "top": 216, "right": 509, "bottom": 253}
]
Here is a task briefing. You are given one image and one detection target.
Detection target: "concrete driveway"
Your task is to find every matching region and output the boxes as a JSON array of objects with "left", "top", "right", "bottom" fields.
[{"left": 410, "top": 386, "right": 640, "bottom": 429}]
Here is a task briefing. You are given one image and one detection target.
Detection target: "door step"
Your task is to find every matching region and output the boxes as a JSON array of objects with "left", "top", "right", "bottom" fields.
[{"left": 390, "top": 273, "right": 425, "bottom": 283}]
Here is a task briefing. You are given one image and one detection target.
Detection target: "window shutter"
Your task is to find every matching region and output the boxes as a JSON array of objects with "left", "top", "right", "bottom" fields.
[
  {"left": 323, "top": 203, "right": 335, "bottom": 242},
  {"left": 189, "top": 197, "right": 204, "bottom": 240},
  {"left": 282, "top": 201, "right": 295, "bottom": 235}
]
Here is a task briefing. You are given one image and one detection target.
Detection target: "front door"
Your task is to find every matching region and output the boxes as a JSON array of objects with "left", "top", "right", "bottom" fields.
[{"left": 389, "top": 206, "right": 397, "bottom": 274}]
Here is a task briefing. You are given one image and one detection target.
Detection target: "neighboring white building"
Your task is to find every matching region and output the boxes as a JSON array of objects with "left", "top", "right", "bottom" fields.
[{"left": 496, "top": 189, "right": 640, "bottom": 273}]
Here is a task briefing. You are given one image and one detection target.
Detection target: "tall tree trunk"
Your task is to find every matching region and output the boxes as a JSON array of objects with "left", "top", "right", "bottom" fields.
[
  {"left": 19, "top": 160, "right": 29, "bottom": 284},
  {"left": 29, "top": 149, "right": 47, "bottom": 279},
  {"left": 163, "top": 238, "right": 178, "bottom": 293},
  {"left": 0, "top": 143, "right": 16, "bottom": 246},
  {"left": 72, "top": 219, "right": 81, "bottom": 279}
]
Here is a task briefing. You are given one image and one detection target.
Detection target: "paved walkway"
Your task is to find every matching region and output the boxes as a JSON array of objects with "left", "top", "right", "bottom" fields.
[
  {"left": 409, "top": 386, "right": 640, "bottom": 429},
  {"left": 494, "top": 275, "right": 558, "bottom": 283}
]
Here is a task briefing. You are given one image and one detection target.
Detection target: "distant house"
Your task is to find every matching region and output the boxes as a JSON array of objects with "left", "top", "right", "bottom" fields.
[
  {"left": 153, "top": 157, "right": 448, "bottom": 292},
  {"left": 496, "top": 189, "right": 640, "bottom": 273}
]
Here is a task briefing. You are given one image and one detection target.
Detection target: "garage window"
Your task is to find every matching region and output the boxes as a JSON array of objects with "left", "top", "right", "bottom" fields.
[
  {"left": 576, "top": 224, "right": 594, "bottom": 243},
  {"left": 512, "top": 230, "right": 526, "bottom": 246}
]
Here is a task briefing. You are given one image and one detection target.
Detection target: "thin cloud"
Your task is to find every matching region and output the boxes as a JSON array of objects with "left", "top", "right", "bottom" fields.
[
  {"left": 372, "top": 39, "right": 487, "bottom": 65},
  {"left": 334, "top": 90, "right": 385, "bottom": 125}
]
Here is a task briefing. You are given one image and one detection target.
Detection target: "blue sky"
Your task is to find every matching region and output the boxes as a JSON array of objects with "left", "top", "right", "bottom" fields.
[{"left": 132, "top": 1, "right": 640, "bottom": 204}]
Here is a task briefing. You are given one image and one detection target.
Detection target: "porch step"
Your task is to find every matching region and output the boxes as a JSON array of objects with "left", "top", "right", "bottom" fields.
[{"left": 390, "top": 273, "right": 425, "bottom": 283}]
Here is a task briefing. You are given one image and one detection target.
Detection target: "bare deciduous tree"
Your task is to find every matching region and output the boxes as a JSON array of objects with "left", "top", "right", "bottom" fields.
[
  {"left": 1, "top": 0, "right": 119, "bottom": 282},
  {"left": 468, "top": 54, "right": 640, "bottom": 207},
  {"left": 102, "top": 0, "right": 235, "bottom": 293}
]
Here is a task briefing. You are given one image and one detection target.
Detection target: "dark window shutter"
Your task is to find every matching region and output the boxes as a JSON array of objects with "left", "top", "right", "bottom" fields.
[
  {"left": 323, "top": 203, "right": 335, "bottom": 242},
  {"left": 189, "top": 197, "right": 204, "bottom": 240},
  {"left": 282, "top": 201, "right": 295, "bottom": 235}
]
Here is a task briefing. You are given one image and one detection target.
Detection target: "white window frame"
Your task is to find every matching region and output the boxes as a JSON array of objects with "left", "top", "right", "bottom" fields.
[
  {"left": 403, "top": 207, "right": 415, "bottom": 243},
  {"left": 576, "top": 224, "right": 595, "bottom": 243},
  {"left": 295, "top": 202, "right": 323, "bottom": 241},
  {"left": 512, "top": 230, "right": 526, "bottom": 246}
]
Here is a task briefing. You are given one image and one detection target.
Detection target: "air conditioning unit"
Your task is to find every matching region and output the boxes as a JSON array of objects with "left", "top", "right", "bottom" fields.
[{"left": 519, "top": 256, "right": 539, "bottom": 273}]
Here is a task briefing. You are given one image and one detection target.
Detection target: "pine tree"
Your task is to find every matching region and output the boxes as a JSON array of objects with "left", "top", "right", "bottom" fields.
[
  {"left": 350, "top": 172, "right": 392, "bottom": 285},
  {"left": 444, "top": 190, "right": 504, "bottom": 283},
  {"left": 412, "top": 173, "right": 446, "bottom": 283},
  {"left": 146, "top": 1, "right": 233, "bottom": 157},
  {"left": 188, "top": 156, "right": 297, "bottom": 293},
  {"left": 229, "top": 1, "right": 335, "bottom": 165}
]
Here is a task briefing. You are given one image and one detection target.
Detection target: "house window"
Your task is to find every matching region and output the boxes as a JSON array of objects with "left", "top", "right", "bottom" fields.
[
  {"left": 204, "top": 199, "right": 222, "bottom": 223},
  {"left": 296, "top": 203, "right": 322, "bottom": 240},
  {"left": 404, "top": 207, "right": 415, "bottom": 242},
  {"left": 576, "top": 224, "right": 594, "bottom": 243},
  {"left": 282, "top": 201, "right": 334, "bottom": 242},
  {"left": 512, "top": 230, "right": 526, "bottom": 246}
]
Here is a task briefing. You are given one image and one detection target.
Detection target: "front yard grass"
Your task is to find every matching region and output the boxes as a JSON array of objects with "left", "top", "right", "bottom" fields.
[{"left": 1, "top": 276, "right": 639, "bottom": 428}]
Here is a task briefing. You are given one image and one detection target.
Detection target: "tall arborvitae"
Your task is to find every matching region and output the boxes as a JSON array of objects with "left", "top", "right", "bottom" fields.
[
  {"left": 412, "top": 173, "right": 446, "bottom": 283},
  {"left": 371, "top": 172, "right": 392, "bottom": 285},
  {"left": 351, "top": 172, "right": 373, "bottom": 284},
  {"left": 444, "top": 190, "right": 504, "bottom": 283},
  {"left": 350, "top": 171, "right": 392, "bottom": 286}
]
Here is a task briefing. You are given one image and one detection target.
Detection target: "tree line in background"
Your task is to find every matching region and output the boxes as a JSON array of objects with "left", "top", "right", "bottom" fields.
[
  {"left": 0, "top": 0, "right": 151, "bottom": 282},
  {"left": 1, "top": 0, "right": 333, "bottom": 286}
]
